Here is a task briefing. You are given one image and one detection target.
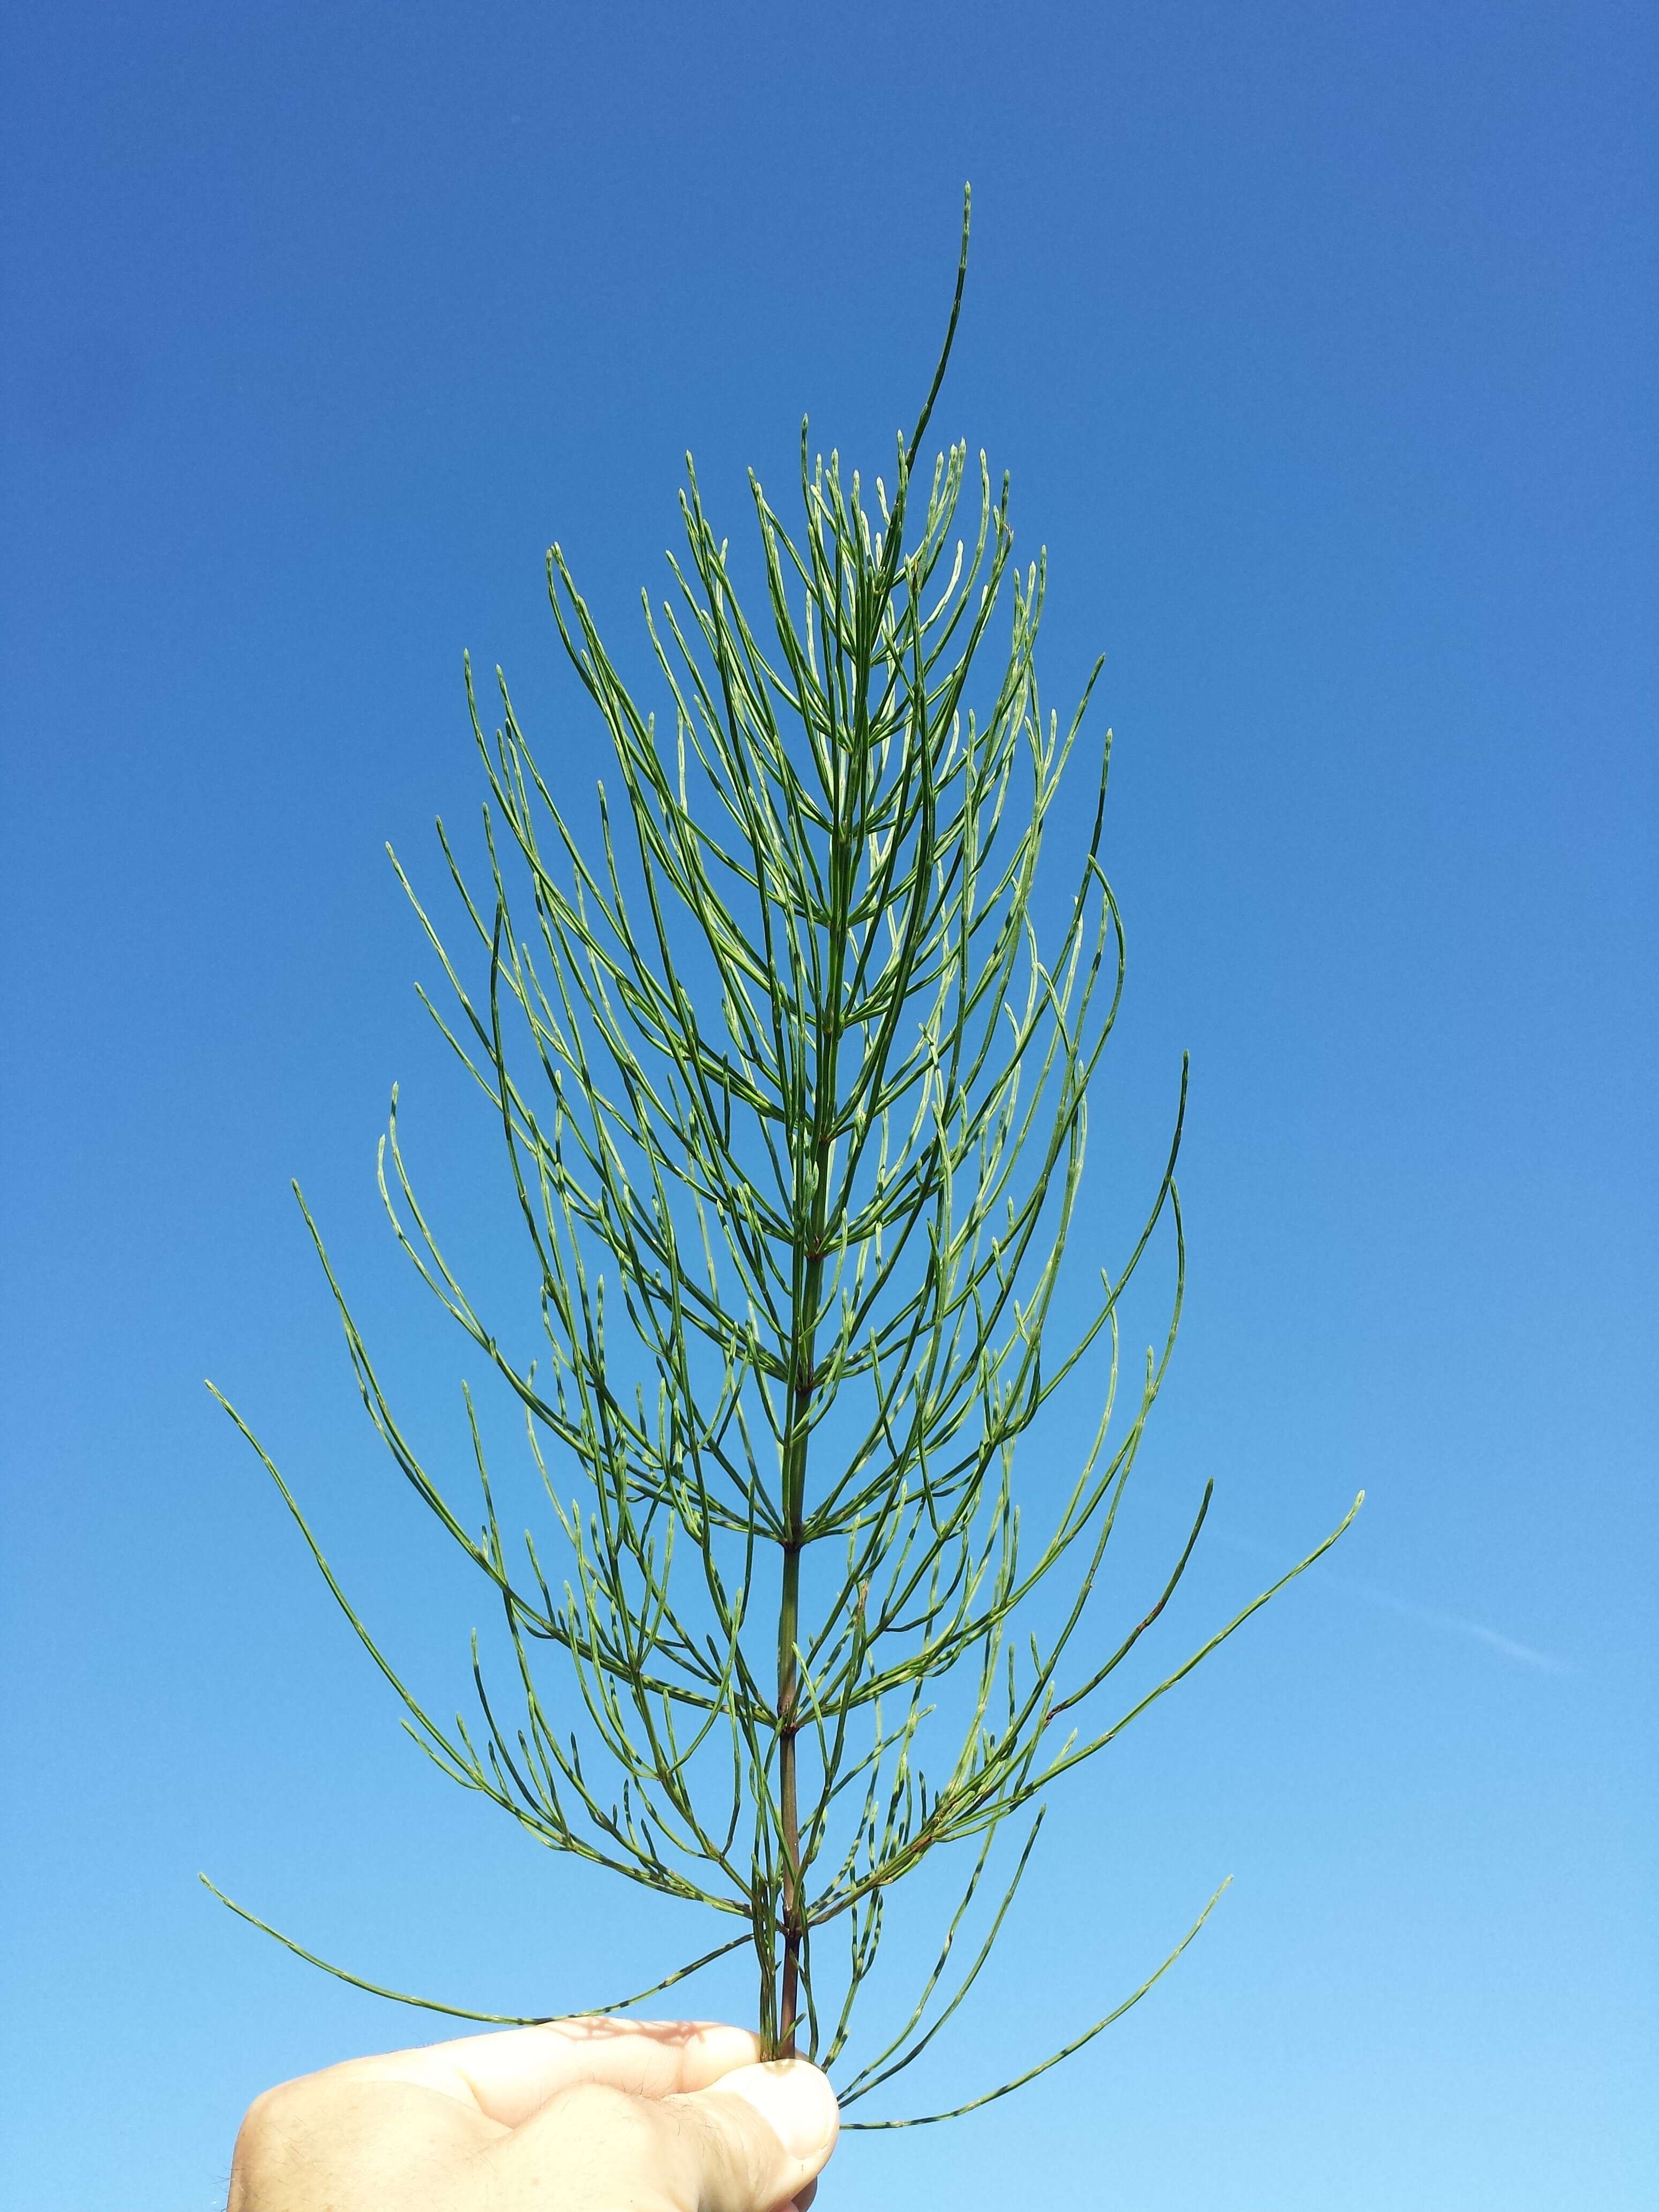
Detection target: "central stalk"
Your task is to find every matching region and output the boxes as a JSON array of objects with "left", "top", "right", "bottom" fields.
[
  {"left": 772, "top": 749, "right": 856, "bottom": 2057},
  {"left": 775, "top": 1214, "right": 825, "bottom": 2057}
]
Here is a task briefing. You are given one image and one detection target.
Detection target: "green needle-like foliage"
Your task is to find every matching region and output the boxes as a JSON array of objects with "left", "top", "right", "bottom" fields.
[{"left": 209, "top": 189, "right": 1358, "bottom": 2126}]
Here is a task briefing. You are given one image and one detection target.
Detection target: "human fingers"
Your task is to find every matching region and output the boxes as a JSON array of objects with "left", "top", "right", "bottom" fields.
[
  {"left": 498, "top": 2054, "right": 839, "bottom": 2212},
  {"left": 698, "top": 2061, "right": 839, "bottom": 2212},
  {"left": 228, "top": 2071, "right": 492, "bottom": 2211},
  {"left": 334, "top": 2016, "right": 765, "bottom": 2128}
]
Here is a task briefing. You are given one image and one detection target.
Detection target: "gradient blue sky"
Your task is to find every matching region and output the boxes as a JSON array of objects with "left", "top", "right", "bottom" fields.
[{"left": 2, "top": 5, "right": 1654, "bottom": 2207}]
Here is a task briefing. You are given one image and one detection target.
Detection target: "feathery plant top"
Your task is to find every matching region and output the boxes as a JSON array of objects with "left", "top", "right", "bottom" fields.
[{"left": 208, "top": 188, "right": 1358, "bottom": 2128}]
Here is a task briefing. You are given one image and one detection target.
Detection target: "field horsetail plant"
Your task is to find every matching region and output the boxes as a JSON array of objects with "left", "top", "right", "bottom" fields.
[{"left": 207, "top": 189, "right": 1359, "bottom": 2128}]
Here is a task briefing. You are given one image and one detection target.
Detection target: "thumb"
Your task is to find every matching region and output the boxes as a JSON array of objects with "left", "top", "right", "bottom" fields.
[{"left": 670, "top": 2057, "right": 840, "bottom": 2212}]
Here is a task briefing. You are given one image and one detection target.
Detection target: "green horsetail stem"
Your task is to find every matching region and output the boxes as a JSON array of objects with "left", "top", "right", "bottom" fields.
[{"left": 206, "top": 184, "right": 1358, "bottom": 2120}]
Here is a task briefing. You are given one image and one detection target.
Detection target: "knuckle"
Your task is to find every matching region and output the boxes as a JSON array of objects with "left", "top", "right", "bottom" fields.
[
  {"left": 229, "top": 2078, "right": 317, "bottom": 2198},
  {"left": 552, "top": 2078, "right": 637, "bottom": 2126},
  {"left": 236, "top": 2079, "right": 303, "bottom": 2150}
]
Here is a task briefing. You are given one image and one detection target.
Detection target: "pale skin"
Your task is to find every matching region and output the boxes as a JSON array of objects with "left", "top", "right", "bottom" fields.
[{"left": 228, "top": 2017, "right": 839, "bottom": 2212}]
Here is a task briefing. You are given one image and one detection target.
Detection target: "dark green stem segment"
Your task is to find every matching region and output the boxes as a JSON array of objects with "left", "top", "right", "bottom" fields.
[
  {"left": 775, "top": 1531, "right": 804, "bottom": 2049},
  {"left": 773, "top": 779, "right": 851, "bottom": 2056},
  {"left": 774, "top": 1171, "right": 827, "bottom": 2056}
]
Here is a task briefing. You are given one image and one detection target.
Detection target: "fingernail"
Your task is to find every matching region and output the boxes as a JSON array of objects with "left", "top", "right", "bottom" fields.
[{"left": 723, "top": 2059, "right": 840, "bottom": 2162}]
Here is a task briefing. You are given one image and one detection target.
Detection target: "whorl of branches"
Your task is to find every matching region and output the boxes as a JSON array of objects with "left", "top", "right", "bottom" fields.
[{"left": 208, "top": 189, "right": 1357, "bottom": 2127}]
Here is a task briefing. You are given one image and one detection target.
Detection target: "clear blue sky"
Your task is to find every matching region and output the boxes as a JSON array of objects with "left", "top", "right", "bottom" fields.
[{"left": 2, "top": 4, "right": 1654, "bottom": 2207}]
